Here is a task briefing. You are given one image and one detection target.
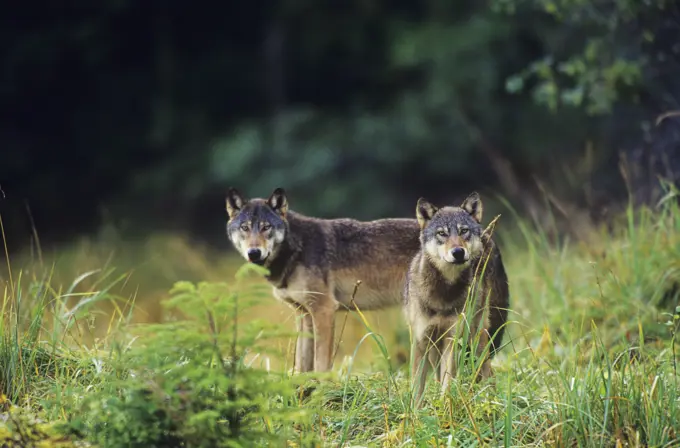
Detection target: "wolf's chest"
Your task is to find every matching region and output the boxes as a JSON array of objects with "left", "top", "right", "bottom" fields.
[
  {"left": 420, "top": 280, "right": 474, "bottom": 318},
  {"left": 419, "top": 297, "right": 466, "bottom": 319}
]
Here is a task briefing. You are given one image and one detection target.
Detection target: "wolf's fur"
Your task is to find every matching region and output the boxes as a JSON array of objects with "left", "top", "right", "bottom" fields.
[
  {"left": 403, "top": 192, "right": 509, "bottom": 405},
  {"left": 226, "top": 187, "right": 421, "bottom": 373}
]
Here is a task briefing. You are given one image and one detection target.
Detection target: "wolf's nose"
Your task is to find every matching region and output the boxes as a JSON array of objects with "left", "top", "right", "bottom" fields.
[
  {"left": 451, "top": 247, "right": 466, "bottom": 262},
  {"left": 247, "top": 248, "right": 262, "bottom": 262}
]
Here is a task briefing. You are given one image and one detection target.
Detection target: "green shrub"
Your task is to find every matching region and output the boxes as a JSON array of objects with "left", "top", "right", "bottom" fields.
[{"left": 62, "top": 263, "right": 315, "bottom": 447}]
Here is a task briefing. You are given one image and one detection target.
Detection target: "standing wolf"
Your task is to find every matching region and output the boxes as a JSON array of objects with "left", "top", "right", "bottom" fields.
[
  {"left": 225, "top": 187, "right": 421, "bottom": 373},
  {"left": 403, "top": 192, "right": 509, "bottom": 404}
]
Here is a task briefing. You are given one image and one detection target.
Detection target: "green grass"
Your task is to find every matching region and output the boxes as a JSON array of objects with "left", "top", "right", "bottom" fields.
[{"left": 0, "top": 192, "right": 679, "bottom": 447}]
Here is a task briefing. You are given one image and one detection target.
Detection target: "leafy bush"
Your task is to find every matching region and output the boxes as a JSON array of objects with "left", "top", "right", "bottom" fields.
[{"left": 61, "top": 264, "right": 314, "bottom": 447}]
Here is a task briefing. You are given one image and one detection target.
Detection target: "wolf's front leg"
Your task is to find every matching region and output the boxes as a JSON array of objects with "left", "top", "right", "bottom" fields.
[
  {"left": 428, "top": 341, "right": 442, "bottom": 383},
  {"left": 294, "top": 308, "right": 314, "bottom": 373},
  {"left": 439, "top": 334, "right": 458, "bottom": 397},
  {"left": 411, "top": 339, "right": 430, "bottom": 407},
  {"left": 311, "top": 304, "right": 338, "bottom": 372}
]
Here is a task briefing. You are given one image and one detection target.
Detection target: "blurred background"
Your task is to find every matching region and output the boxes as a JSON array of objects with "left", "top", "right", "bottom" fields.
[{"left": 1, "top": 1, "right": 679, "bottom": 368}]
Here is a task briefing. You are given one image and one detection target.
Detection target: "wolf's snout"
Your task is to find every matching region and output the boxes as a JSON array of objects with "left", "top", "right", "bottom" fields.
[
  {"left": 247, "top": 248, "right": 263, "bottom": 262},
  {"left": 451, "top": 247, "right": 466, "bottom": 263}
]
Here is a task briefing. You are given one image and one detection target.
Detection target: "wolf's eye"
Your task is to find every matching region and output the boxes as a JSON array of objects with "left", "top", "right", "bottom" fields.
[
  {"left": 436, "top": 230, "right": 447, "bottom": 237},
  {"left": 240, "top": 224, "right": 250, "bottom": 231},
  {"left": 261, "top": 224, "right": 271, "bottom": 232},
  {"left": 460, "top": 228, "right": 469, "bottom": 235}
]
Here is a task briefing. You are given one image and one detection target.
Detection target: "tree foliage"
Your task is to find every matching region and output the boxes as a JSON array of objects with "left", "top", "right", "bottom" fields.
[
  {"left": 1, "top": 0, "right": 678, "bottom": 248},
  {"left": 495, "top": 0, "right": 673, "bottom": 115}
]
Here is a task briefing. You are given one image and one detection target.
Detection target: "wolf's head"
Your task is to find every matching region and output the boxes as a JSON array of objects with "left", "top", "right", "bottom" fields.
[
  {"left": 225, "top": 187, "right": 289, "bottom": 266},
  {"left": 415, "top": 192, "right": 487, "bottom": 270}
]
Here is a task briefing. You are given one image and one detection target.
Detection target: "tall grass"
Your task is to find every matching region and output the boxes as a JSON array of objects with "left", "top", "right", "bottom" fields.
[
  {"left": 305, "top": 190, "right": 680, "bottom": 447},
  {"left": 0, "top": 193, "right": 679, "bottom": 446}
]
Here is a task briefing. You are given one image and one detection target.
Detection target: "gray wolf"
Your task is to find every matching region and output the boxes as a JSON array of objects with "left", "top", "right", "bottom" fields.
[
  {"left": 225, "top": 187, "right": 421, "bottom": 373},
  {"left": 403, "top": 192, "right": 509, "bottom": 405}
]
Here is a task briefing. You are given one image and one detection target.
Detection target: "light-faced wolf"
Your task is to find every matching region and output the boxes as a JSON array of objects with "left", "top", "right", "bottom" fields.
[
  {"left": 225, "top": 187, "right": 421, "bottom": 373},
  {"left": 403, "top": 192, "right": 509, "bottom": 405}
]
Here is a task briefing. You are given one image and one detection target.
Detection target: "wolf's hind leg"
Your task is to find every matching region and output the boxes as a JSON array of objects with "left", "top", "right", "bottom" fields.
[{"left": 474, "top": 327, "right": 493, "bottom": 382}]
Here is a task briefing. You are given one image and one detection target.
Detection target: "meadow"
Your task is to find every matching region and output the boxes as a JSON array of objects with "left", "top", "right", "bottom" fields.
[{"left": 1, "top": 190, "right": 679, "bottom": 447}]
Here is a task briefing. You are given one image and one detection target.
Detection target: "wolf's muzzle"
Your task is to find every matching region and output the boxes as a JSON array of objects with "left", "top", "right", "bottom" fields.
[
  {"left": 247, "top": 248, "right": 264, "bottom": 264},
  {"left": 451, "top": 247, "right": 466, "bottom": 264}
]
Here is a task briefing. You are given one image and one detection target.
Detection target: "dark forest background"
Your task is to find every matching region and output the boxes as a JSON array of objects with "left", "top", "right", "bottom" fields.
[{"left": 2, "top": 0, "right": 680, "bottom": 255}]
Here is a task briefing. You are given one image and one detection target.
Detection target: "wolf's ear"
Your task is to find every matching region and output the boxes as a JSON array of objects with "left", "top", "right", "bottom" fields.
[
  {"left": 416, "top": 198, "right": 438, "bottom": 229},
  {"left": 267, "top": 187, "right": 288, "bottom": 217},
  {"left": 461, "top": 191, "right": 483, "bottom": 223},
  {"left": 226, "top": 188, "right": 245, "bottom": 220}
]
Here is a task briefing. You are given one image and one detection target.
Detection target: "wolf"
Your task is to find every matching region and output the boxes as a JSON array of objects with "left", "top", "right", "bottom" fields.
[
  {"left": 403, "top": 192, "right": 509, "bottom": 405},
  {"left": 225, "top": 187, "right": 421, "bottom": 373}
]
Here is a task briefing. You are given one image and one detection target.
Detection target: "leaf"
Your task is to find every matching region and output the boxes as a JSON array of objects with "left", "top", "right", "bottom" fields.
[
  {"left": 235, "top": 263, "right": 270, "bottom": 281},
  {"left": 561, "top": 86, "right": 585, "bottom": 107},
  {"left": 505, "top": 75, "right": 525, "bottom": 93},
  {"left": 65, "top": 270, "right": 101, "bottom": 296}
]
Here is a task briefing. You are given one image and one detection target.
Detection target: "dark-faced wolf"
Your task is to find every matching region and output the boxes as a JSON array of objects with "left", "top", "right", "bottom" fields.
[
  {"left": 403, "top": 192, "right": 509, "bottom": 405},
  {"left": 225, "top": 187, "right": 421, "bottom": 373}
]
